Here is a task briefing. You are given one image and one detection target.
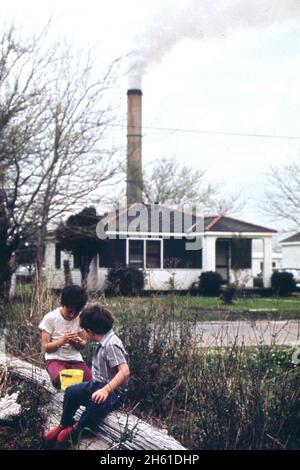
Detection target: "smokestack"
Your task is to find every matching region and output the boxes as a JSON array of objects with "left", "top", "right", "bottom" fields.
[{"left": 127, "top": 89, "right": 143, "bottom": 205}]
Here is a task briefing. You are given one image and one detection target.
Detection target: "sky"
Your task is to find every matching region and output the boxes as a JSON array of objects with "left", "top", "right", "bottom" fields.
[{"left": 1, "top": 0, "right": 300, "bottom": 236}]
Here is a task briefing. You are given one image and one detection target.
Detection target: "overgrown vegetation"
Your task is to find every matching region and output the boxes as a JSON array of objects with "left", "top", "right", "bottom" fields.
[
  {"left": 2, "top": 284, "right": 300, "bottom": 450},
  {"left": 0, "top": 367, "right": 49, "bottom": 449},
  {"left": 115, "top": 302, "right": 300, "bottom": 449}
]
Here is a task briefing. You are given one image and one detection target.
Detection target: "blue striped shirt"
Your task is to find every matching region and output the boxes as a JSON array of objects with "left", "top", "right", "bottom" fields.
[{"left": 92, "top": 329, "right": 129, "bottom": 392}]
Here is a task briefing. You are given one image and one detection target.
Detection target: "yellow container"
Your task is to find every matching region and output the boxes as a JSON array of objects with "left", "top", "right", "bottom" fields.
[{"left": 59, "top": 369, "right": 84, "bottom": 391}]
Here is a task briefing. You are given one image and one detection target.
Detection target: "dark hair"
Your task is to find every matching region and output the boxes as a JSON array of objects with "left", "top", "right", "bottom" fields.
[
  {"left": 80, "top": 304, "right": 114, "bottom": 335},
  {"left": 60, "top": 285, "right": 87, "bottom": 313}
]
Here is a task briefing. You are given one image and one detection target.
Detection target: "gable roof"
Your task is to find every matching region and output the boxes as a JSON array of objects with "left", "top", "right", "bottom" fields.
[
  {"left": 280, "top": 233, "right": 300, "bottom": 243},
  {"left": 99, "top": 204, "right": 276, "bottom": 235},
  {"left": 204, "top": 215, "right": 277, "bottom": 234}
]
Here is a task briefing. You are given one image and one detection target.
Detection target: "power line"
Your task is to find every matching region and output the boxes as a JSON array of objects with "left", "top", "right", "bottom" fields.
[{"left": 109, "top": 123, "right": 300, "bottom": 141}]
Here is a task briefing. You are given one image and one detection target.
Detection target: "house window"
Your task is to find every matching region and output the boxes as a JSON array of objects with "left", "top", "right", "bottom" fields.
[
  {"left": 231, "top": 239, "right": 252, "bottom": 269},
  {"left": 163, "top": 238, "right": 202, "bottom": 269},
  {"left": 128, "top": 240, "right": 144, "bottom": 268},
  {"left": 128, "top": 239, "right": 162, "bottom": 269},
  {"left": 98, "top": 239, "right": 126, "bottom": 268},
  {"left": 55, "top": 244, "right": 61, "bottom": 270},
  {"left": 146, "top": 240, "right": 161, "bottom": 268}
]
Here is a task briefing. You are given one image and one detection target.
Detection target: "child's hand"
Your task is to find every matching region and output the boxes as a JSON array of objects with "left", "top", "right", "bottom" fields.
[
  {"left": 68, "top": 335, "right": 85, "bottom": 347},
  {"left": 91, "top": 387, "right": 110, "bottom": 404},
  {"left": 60, "top": 332, "right": 78, "bottom": 345}
]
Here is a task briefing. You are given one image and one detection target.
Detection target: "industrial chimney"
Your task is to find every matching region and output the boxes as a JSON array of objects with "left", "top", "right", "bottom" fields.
[{"left": 127, "top": 89, "right": 143, "bottom": 205}]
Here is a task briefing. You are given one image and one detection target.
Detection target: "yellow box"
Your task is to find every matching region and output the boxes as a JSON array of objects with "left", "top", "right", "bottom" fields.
[{"left": 59, "top": 369, "right": 84, "bottom": 391}]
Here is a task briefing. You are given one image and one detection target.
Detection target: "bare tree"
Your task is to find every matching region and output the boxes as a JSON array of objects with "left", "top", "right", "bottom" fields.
[
  {"left": 30, "top": 48, "right": 122, "bottom": 271},
  {"left": 0, "top": 25, "right": 52, "bottom": 301},
  {"left": 143, "top": 156, "right": 242, "bottom": 214},
  {"left": 263, "top": 158, "right": 300, "bottom": 228},
  {"left": 0, "top": 24, "right": 122, "bottom": 302}
]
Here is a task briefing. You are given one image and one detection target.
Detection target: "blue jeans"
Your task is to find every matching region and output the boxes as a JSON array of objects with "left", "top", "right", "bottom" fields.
[{"left": 60, "top": 381, "right": 123, "bottom": 437}]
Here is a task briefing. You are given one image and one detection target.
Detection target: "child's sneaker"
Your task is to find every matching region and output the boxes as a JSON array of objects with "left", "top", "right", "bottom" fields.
[
  {"left": 44, "top": 425, "right": 63, "bottom": 441},
  {"left": 57, "top": 424, "right": 77, "bottom": 444}
]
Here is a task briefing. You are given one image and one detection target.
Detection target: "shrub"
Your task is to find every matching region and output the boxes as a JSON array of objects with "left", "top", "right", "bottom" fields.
[
  {"left": 221, "top": 283, "right": 237, "bottom": 304},
  {"left": 253, "top": 276, "right": 264, "bottom": 288},
  {"left": 199, "top": 271, "right": 223, "bottom": 296},
  {"left": 106, "top": 265, "right": 145, "bottom": 296},
  {"left": 271, "top": 271, "right": 296, "bottom": 297}
]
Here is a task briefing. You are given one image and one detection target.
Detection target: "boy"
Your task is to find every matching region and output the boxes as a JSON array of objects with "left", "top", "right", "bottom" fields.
[
  {"left": 39, "top": 285, "right": 92, "bottom": 388},
  {"left": 44, "top": 304, "right": 130, "bottom": 444}
]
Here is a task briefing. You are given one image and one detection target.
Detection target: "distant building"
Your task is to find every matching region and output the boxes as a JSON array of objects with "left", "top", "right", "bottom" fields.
[
  {"left": 252, "top": 251, "right": 282, "bottom": 277},
  {"left": 280, "top": 233, "right": 300, "bottom": 269}
]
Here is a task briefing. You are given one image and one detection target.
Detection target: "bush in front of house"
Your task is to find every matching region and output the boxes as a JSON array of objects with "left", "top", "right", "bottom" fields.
[
  {"left": 221, "top": 283, "right": 237, "bottom": 304},
  {"left": 199, "top": 271, "right": 223, "bottom": 296},
  {"left": 271, "top": 271, "right": 296, "bottom": 297},
  {"left": 106, "top": 265, "right": 145, "bottom": 296}
]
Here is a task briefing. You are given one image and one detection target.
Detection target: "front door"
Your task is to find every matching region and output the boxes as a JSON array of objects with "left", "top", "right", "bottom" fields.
[{"left": 216, "top": 240, "right": 229, "bottom": 283}]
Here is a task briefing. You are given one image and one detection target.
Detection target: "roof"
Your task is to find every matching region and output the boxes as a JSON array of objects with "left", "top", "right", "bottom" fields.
[
  {"left": 204, "top": 215, "right": 277, "bottom": 234},
  {"left": 98, "top": 204, "right": 276, "bottom": 235},
  {"left": 280, "top": 233, "right": 300, "bottom": 243}
]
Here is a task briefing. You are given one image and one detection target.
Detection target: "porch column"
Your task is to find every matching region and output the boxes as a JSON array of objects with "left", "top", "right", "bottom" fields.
[
  {"left": 263, "top": 237, "right": 273, "bottom": 288},
  {"left": 203, "top": 236, "right": 217, "bottom": 272}
]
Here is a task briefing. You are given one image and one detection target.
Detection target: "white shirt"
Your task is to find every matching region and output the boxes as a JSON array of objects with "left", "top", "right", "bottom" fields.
[{"left": 39, "top": 307, "right": 84, "bottom": 362}]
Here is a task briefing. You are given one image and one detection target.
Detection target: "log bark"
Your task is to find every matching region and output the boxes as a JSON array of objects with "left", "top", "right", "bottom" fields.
[{"left": 0, "top": 353, "right": 187, "bottom": 450}]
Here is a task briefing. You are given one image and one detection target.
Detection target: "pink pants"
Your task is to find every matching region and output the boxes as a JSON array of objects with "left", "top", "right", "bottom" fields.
[{"left": 46, "top": 360, "right": 92, "bottom": 389}]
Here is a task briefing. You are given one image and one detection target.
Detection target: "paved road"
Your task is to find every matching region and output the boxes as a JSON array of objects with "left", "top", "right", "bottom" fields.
[
  {"left": 195, "top": 320, "right": 300, "bottom": 347},
  {"left": 1, "top": 322, "right": 300, "bottom": 353}
]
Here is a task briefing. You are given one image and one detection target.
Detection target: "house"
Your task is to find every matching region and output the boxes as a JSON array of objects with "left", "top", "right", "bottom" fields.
[
  {"left": 44, "top": 203, "right": 276, "bottom": 291},
  {"left": 252, "top": 250, "right": 282, "bottom": 277},
  {"left": 44, "top": 89, "right": 276, "bottom": 292},
  {"left": 280, "top": 233, "right": 300, "bottom": 269}
]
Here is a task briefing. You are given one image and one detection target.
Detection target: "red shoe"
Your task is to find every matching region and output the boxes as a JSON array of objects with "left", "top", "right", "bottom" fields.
[
  {"left": 57, "top": 424, "right": 77, "bottom": 444},
  {"left": 44, "top": 425, "right": 63, "bottom": 441}
]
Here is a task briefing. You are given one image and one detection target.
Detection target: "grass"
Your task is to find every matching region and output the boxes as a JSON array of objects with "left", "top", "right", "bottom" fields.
[
  {"left": 8, "top": 281, "right": 300, "bottom": 320},
  {"left": 103, "top": 294, "right": 300, "bottom": 321}
]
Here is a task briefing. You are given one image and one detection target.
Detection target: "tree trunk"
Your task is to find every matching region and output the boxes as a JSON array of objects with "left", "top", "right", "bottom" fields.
[
  {"left": 80, "top": 256, "right": 93, "bottom": 289},
  {"left": 0, "top": 170, "right": 13, "bottom": 303},
  {"left": 35, "top": 225, "right": 47, "bottom": 279},
  {"left": 0, "top": 249, "right": 13, "bottom": 304},
  {"left": 63, "top": 260, "right": 73, "bottom": 287}
]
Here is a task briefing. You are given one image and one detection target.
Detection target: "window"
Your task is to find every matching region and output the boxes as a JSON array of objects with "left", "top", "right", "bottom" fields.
[
  {"left": 128, "top": 240, "right": 143, "bottom": 268},
  {"left": 128, "top": 239, "right": 162, "bottom": 269},
  {"left": 231, "top": 239, "right": 252, "bottom": 269},
  {"left": 163, "top": 238, "right": 202, "bottom": 268},
  {"left": 98, "top": 239, "right": 126, "bottom": 268},
  {"left": 146, "top": 241, "right": 161, "bottom": 268}
]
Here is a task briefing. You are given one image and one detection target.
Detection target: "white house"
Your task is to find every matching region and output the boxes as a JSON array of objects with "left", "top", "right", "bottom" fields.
[
  {"left": 252, "top": 250, "right": 282, "bottom": 277},
  {"left": 44, "top": 203, "right": 276, "bottom": 291}
]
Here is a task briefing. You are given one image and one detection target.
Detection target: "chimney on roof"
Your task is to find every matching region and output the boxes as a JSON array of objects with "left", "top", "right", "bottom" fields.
[{"left": 127, "top": 89, "right": 143, "bottom": 205}]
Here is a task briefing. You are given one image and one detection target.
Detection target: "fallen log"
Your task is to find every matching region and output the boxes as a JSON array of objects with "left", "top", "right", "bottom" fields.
[{"left": 0, "top": 353, "right": 186, "bottom": 450}]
